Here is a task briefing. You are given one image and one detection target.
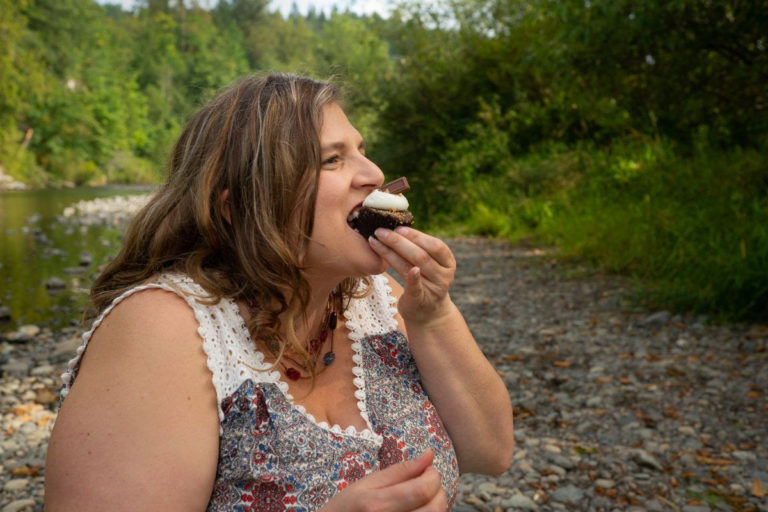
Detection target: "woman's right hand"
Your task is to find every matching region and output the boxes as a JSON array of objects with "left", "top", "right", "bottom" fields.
[{"left": 320, "top": 450, "right": 448, "bottom": 512}]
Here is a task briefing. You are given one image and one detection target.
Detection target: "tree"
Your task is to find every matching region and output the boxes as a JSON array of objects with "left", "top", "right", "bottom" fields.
[{"left": 0, "top": 0, "right": 47, "bottom": 181}]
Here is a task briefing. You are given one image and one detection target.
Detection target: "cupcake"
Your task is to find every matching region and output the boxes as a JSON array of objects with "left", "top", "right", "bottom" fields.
[{"left": 348, "top": 177, "right": 413, "bottom": 239}]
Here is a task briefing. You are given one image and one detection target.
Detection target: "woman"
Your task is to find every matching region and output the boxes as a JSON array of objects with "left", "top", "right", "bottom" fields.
[{"left": 45, "top": 73, "right": 514, "bottom": 511}]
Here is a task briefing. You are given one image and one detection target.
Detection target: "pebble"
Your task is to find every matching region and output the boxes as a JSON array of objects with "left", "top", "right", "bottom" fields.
[
  {"left": 446, "top": 239, "right": 767, "bottom": 510},
  {"left": 30, "top": 365, "right": 55, "bottom": 377},
  {"left": 629, "top": 448, "right": 664, "bottom": 471},
  {"left": 3, "top": 480, "right": 28, "bottom": 492},
  {"left": 594, "top": 478, "right": 615, "bottom": 488},
  {"left": 502, "top": 493, "right": 538, "bottom": 509},
  {"left": 2, "top": 499, "right": 36, "bottom": 512},
  {"left": 2, "top": 234, "right": 768, "bottom": 511},
  {"left": 639, "top": 310, "right": 671, "bottom": 327},
  {"left": 549, "top": 484, "right": 584, "bottom": 504},
  {"left": 1, "top": 362, "right": 29, "bottom": 377},
  {"left": 61, "top": 194, "right": 150, "bottom": 226}
]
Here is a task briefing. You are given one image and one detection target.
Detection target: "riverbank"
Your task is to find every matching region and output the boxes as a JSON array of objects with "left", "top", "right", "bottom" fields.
[
  {"left": 2, "top": 236, "right": 766, "bottom": 511},
  {"left": 0, "top": 189, "right": 153, "bottom": 334}
]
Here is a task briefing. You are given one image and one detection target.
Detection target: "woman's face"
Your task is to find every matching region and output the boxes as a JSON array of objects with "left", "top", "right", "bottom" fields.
[{"left": 305, "top": 102, "right": 387, "bottom": 284}]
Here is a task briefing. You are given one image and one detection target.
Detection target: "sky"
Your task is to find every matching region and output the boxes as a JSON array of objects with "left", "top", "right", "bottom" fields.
[{"left": 98, "top": 0, "right": 392, "bottom": 17}]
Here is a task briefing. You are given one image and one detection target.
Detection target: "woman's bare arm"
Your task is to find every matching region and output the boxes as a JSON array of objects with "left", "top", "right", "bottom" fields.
[
  {"left": 45, "top": 289, "right": 220, "bottom": 511},
  {"left": 370, "top": 228, "right": 514, "bottom": 475}
]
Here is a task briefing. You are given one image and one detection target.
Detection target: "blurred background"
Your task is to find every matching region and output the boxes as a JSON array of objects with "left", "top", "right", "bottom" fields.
[{"left": 0, "top": 0, "right": 766, "bottom": 332}]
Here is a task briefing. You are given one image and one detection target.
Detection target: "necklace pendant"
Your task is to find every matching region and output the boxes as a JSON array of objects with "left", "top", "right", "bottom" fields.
[
  {"left": 322, "top": 351, "right": 335, "bottom": 366},
  {"left": 329, "top": 312, "right": 338, "bottom": 330},
  {"left": 286, "top": 367, "right": 301, "bottom": 381}
]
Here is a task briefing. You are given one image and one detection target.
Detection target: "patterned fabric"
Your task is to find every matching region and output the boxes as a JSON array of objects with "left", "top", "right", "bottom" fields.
[{"left": 61, "top": 273, "right": 459, "bottom": 511}]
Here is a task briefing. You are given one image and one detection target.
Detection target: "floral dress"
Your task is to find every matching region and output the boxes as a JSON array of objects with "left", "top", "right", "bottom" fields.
[{"left": 61, "top": 273, "right": 459, "bottom": 511}]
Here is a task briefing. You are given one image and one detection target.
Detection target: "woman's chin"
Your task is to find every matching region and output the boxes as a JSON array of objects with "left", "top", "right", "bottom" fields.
[
  {"left": 350, "top": 251, "right": 388, "bottom": 278},
  {"left": 371, "top": 259, "right": 389, "bottom": 276}
]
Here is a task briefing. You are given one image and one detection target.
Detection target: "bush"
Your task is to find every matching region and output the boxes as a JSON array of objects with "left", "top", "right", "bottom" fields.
[{"left": 535, "top": 139, "right": 768, "bottom": 321}]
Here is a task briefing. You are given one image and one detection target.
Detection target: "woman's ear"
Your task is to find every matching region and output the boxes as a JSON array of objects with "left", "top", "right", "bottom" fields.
[{"left": 220, "top": 189, "right": 231, "bottom": 224}]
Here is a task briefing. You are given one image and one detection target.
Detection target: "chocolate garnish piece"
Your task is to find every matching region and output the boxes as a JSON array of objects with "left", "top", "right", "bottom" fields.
[{"left": 379, "top": 177, "right": 410, "bottom": 195}]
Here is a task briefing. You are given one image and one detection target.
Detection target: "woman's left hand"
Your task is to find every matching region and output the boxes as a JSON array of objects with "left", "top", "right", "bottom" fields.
[{"left": 368, "top": 226, "right": 456, "bottom": 326}]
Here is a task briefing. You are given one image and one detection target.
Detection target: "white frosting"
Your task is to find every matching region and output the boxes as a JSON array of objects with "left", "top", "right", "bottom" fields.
[{"left": 362, "top": 189, "right": 409, "bottom": 211}]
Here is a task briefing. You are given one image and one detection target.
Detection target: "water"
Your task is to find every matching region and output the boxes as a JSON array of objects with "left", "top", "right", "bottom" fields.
[{"left": 0, "top": 186, "right": 154, "bottom": 333}]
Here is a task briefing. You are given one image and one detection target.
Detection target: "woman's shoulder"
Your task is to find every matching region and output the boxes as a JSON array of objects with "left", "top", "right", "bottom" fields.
[
  {"left": 80, "top": 285, "right": 207, "bottom": 386},
  {"left": 61, "top": 274, "right": 216, "bottom": 397},
  {"left": 83, "top": 273, "right": 214, "bottom": 358},
  {"left": 97, "top": 284, "right": 200, "bottom": 335},
  {"left": 48, "top": 283, "right": 220, "bottom": 510},
  {"left": 82, "top": 273, "right": 248, "bottom": 388},
  {"left": 91, "top": 272, "right": 225, "bottom": 335}
]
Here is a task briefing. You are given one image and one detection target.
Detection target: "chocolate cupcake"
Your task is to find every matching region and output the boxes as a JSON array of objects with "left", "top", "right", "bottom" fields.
[{"left": 348, "top": 177, "right": 413, "bottom": 239}]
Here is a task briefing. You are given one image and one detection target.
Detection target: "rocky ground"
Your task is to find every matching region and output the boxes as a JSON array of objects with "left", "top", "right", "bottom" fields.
[{"left": 1, "top": 235, "right": 766, "bottom": 511}]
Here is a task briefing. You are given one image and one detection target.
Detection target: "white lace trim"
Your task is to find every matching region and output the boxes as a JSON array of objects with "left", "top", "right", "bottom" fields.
[
  {"left": 61, "top": 273, "right": 399, "bottom": 442},
  {"left": 269, "top": 274, "right": 397, "bottom": 443}
]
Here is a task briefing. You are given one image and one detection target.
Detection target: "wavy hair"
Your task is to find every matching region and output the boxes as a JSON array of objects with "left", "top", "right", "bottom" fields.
[{"left": 87, "top": 73, "right": 366, "bottom": 372}]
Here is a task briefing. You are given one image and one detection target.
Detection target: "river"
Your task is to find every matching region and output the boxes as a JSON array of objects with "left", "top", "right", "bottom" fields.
[{"left": 0, "top": 186, "right": 154, "bottom": 334}]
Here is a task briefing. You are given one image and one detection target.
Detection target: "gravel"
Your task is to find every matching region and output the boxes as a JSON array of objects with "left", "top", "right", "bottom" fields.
[{"left": 2, "top": 235, "right": 767, "bottom": 511}]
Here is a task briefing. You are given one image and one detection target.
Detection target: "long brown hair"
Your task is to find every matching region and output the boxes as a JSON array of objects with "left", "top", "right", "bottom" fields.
[{"left": 87, "top": 73, "right": 365, "bottom": 368}]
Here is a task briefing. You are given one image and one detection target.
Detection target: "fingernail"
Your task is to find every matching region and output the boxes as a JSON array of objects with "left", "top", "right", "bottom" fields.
[
  {"left": 394, "top": 226, "right": 410, "bottom": 236},
  {"left": 374, "top": 228, "right": 390, "bottom": 239},
  {"left": 368, "top": 236, "right": 383, "bottom": 247}
]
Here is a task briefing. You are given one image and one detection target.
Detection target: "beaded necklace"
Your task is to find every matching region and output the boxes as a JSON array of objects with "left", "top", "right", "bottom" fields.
[{"left": 249, "top": 291, "right": 340, "bottom": 381}]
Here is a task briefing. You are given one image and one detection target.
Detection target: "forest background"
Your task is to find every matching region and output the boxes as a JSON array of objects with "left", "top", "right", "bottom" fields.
[{"left": 1, "top": 0, "right": 766, "bottom": 321}]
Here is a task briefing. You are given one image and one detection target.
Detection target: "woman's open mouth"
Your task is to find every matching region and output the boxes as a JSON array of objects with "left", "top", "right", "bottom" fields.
[{"left": 347, "top": 205, "right": 363, "bottom": 234}]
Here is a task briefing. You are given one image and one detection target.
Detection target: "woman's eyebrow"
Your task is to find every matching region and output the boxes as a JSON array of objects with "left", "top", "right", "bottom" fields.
[
  {"left": 321, "top": 139, "right": 366, "bottom": 153},
  {"left": 320, "top": 141, "right": 346, "bottom": 154}
]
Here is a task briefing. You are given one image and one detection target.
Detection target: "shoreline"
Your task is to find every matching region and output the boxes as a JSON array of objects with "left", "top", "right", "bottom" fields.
[{"left": 2, "top": 237, "right": 767, "bottom": 511}]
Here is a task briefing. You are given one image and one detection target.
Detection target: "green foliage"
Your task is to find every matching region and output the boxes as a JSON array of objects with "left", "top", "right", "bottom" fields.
[
  {"left": 535, "top": 140, "right": 768, "bottom": 321},
  {"left": 0, "top": 0, "right": 46, "bottom": 181},
  {"left": 103, "top": 150, "right": 157, "bottom": 184},
  {"left": 0, "top": 0, "right": 766, "bottom": 320}
]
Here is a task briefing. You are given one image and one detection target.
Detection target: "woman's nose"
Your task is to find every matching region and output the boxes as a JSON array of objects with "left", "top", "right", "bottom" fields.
[{"left": 355, "top": 156, "right": 385, "bottom": 189}]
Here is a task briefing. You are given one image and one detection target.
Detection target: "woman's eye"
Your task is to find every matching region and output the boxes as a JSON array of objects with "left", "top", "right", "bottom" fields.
[{"left": 322, "top": 155, "right": 340, "bottom": 166}]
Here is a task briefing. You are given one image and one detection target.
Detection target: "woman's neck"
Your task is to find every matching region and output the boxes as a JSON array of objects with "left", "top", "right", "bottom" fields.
[{"left": 291, "top": 278, "right": 340, "bottom": 342}]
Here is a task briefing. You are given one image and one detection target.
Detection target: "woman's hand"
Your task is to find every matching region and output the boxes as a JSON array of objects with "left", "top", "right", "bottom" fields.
[
  {"left": 368, "top": 227, "right": 456, "bottom": 326},
  {"left": 320, "top": 450, "right": 447, "bottom": 512}
]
